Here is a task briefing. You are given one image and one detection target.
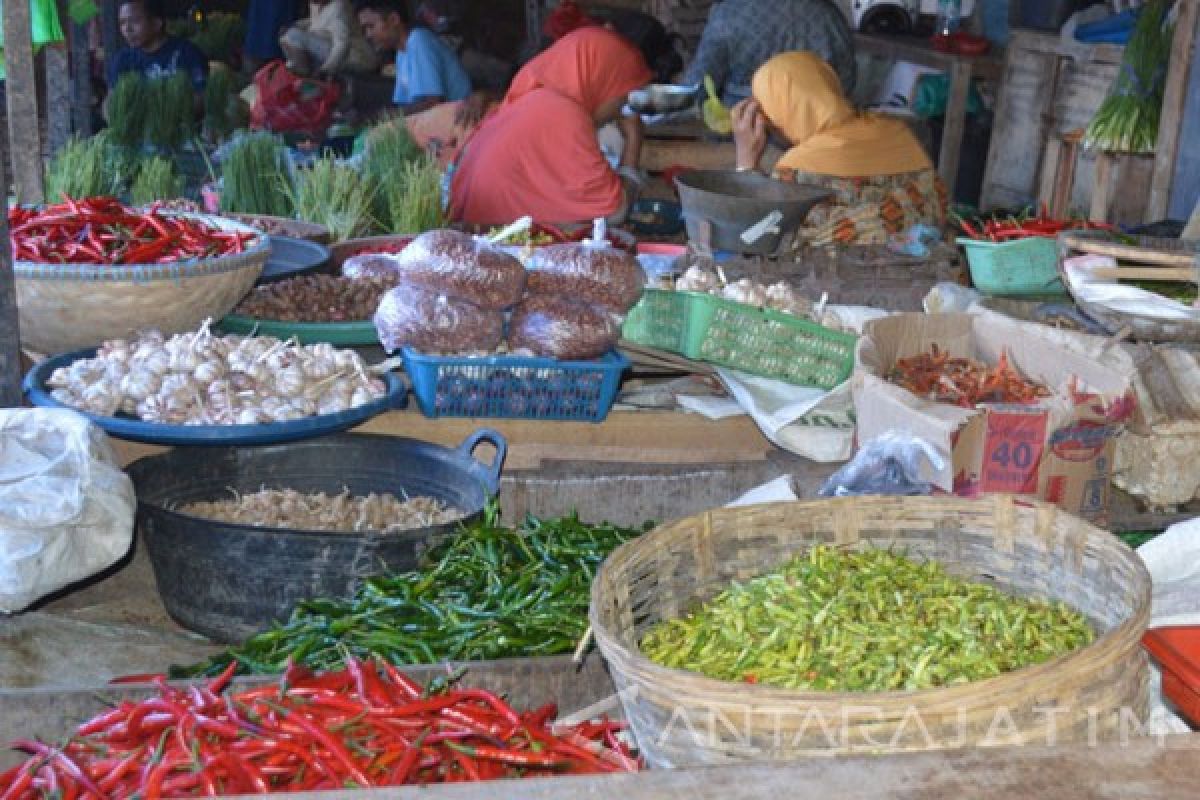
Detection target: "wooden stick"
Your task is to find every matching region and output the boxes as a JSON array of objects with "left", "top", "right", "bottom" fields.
[{"left": 1090, "top": 267, "right": 1198, "bottom": 283}]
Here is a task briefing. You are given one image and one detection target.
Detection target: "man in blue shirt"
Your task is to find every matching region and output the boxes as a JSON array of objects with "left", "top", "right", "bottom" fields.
[
  {"left": 107, "top": 0, "right": 209, "bottom": 92},
  {"left": 355, "top": 0, "right": 471, "bottom": 114}
]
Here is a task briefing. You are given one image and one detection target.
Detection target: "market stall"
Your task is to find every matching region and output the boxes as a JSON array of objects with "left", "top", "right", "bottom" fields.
[{"left": 2, "top": 0, "right": 1200, "bottom": 797}]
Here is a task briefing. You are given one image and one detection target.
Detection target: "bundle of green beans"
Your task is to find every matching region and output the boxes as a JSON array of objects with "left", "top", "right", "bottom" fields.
[
  {"left": 144, "top": 73, "right": 197, "bottom": 150},
  {"left": 173, "top": 508, "right": 647, "bottom": 678},
  {"left": 1085, "top": 0, "right": 1174, "bottom": 153},
  {"left": 105, "top": 72, "right": 149, "bottom": 148},
  {"left": 130, "top": 156, "right": 184, "bottom": 205},
  {"left": 289, "top": 155, "right": 378, "bottom": 242},
  {"left": 44, "top": 135, "right": 124, "bottom": 201},
  {"left": 203, "top": 65, "right": 242, "bottom": 143},
  {"left": 219, "top": 131, "right": 294, "bottom": 217},
  {"left": 641, "top": 545, "right": 1095, "bottom": 692}
]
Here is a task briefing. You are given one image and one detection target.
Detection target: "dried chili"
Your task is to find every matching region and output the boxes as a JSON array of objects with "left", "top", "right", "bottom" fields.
[{"left": 888, "top": 344, "right": 1050, "bottom": 407}]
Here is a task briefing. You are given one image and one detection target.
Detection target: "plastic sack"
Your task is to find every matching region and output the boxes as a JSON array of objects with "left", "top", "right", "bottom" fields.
[
  {"left": 526, "top": 241, "right": 646, "bottom": 313},
  {"left": 0, "top": 409, "right": 134, "bottom": 613},
  {"left": 250, "top": 60, "right": 340, "bottom": 136},
  {"left": 374, "top": 282, "right": 503, "bottom": 354},
  {"left": 508, "top": 295, "right": 619, "bottom": 360},
  {"left": 393, "top": 229, "right": 526, "bottom": 310},
  {"left": 819, "top": 431, "right": 945, "bottom": 498}
]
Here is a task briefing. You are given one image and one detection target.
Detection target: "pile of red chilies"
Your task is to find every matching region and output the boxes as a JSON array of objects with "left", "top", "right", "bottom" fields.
[
  {"left": 0, "top": 660, "right": 638, "bottom": 798},
  {"left": 956, "top": 207, "right": 1113, "bottom": 242},
  {"left": 9, "top": 196, "right": 254, "bottom": 265}
]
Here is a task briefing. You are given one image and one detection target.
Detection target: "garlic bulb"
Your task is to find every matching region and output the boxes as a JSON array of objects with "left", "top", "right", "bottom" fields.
[
  {"left": 677, "top": 266, "right": 720, "bottom": 294},
  {"left": 721, "top": 279, "right": 769, "bottom": 307},
  {"left": 765, "top": 282, "right": 814, "bottom": 318}
]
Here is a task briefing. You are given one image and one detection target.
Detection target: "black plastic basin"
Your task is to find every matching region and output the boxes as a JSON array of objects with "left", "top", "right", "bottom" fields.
[{"left": 126, "top": 430, "right": 506, "bottom": 643}]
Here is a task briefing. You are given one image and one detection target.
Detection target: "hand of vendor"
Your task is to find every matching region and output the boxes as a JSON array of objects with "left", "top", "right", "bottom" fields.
[
  {"left": 732, "top": 97, "right": 767, "bottom": 172},
  {"left": 454, "top": 90, "right": 494, "bottom": 129}
]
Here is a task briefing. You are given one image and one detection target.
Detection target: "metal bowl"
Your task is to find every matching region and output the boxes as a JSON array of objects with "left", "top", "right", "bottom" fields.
[
  {"left": 629, "top": 83, "right": 698, "bottom": 114},
  {"left": 675, "top": 170, "right": 833, "bottom": 256}
]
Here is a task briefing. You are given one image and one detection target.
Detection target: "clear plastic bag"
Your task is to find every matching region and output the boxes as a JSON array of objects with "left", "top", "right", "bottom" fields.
[
  {"left": 392, "top": 229, "right": 526, "bottom": 310},
  {"left": 0, "top": 409, "right": 135, "bottom": 613},
  {"left": 508, "top": 295, "right": 619, "bottom": 360},
  {"left": 819, "top": 431, "right": 946, "bottom": 498},
  {"left": 374, "top": 282, "right": 504, "bottom": 354},
  {"left": 341, "top": 252, "right": 404, "bottom": 281},
  {"left": 526, "top": 241, "right": 646, "bottom": 313}
]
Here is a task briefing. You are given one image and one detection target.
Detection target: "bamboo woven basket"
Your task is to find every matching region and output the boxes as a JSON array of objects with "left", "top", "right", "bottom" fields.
[
  {"left": 590, "top": 496, "right": 1151, "bottom": 768},
  {"left": 1057, "top": 231, "right": 1200, "bottom": 343},
  {"left": 15, "top": 214, "right": 268, "bottom": 355}
]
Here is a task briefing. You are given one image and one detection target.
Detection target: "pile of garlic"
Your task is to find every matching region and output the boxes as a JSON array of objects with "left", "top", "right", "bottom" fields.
[
  {"left": 47, "top": 323, "right": 387, "bottom": 425},
  {"left": 675, "top": 266, "right": 847, "bottom": 330}
]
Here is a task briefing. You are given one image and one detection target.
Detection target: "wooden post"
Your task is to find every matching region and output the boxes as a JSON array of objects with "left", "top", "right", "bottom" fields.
[
  {"left": 3, "top": 0, "right": 46, "bottom": 205},
  {"left": 937, "top": 60, "right": 973, "bottom": 192},
  {"left": 101, "top": 0, "right": 121, "bottom": 71},
  {"left": 45, "top": 43, "right": 74, "bottom": 154},
  {"left": 69, "top": 0, "right": 95, "bottom": 138},
  {"left": 0, "top": 132, "right": 23, "bottom": 407},
  {"left": 1147, "top": 0, "right": 1200, "bottom": 221}
]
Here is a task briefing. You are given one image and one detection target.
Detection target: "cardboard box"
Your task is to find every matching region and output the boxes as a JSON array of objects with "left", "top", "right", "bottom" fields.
[{"left": 852, "top": 312, "right": 1137, "bottom": 522}]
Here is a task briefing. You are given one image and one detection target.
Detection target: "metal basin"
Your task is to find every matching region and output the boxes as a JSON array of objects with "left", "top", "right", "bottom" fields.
[{"left": 675, "top": 170, "right": 833, "bottom": 255}]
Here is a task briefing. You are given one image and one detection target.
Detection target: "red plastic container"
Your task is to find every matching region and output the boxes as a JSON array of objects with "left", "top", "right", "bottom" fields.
[{"left": 1142, "top": 626, "right": 1200, "bottom": 726}]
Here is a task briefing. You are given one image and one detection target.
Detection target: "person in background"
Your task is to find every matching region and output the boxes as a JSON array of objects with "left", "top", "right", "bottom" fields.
[
  {"left": 731, "top": 51, "right": 943, "bottom": 246},
  {"left": 354, "top": 0, "right": 472, "bottom": 114},
  {"left": 685, "top": 0, "right": 855, "bottom": 107},
  {"left": 244, "top": 0, "right": 298, "bottom": 73},
  {"left": 280, "top": 0, "right": 379, "bottom": 78},
  {"left": 450, "top": 26, "right": 651, "bottom": 226},
  {"left": 108, "top": 0, "right": 208, "bottom": 91}
]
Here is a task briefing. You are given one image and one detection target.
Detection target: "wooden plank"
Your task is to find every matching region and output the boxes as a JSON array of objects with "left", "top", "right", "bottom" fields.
[
  {"left": 0, "top": 129, "right": 22, "bottom": 407},
  {"left": 1148, "top": 0, "right": 1200, "bottom": 221},
  {"left": 3, "top": 0, "right": 45, "bottom": 204},
  {"left": 152, "top": 735, "right": 1200, "bottom": 798},
  {"left": 108, "top": 410, "right": 775, "bottom": 470},
  {"left": 642, "top": 138, "right": 781, "bottom": 173},
  {"left": 938, "top": 59, "right": 972, "bottom": 189},
  {"left": 980, "top": 31, "right": 1124, "bottom": 212},
  {"left": 1091, "top": 151, "right": 1116, "bottom": 221}
]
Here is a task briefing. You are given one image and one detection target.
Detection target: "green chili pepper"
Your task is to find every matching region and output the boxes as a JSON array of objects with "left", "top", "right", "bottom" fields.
[{"left": 640, "top": 546, "right": 1095, "bottom": 693}]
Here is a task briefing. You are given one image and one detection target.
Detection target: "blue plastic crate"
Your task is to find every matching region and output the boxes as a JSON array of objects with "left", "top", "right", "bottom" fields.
[{"left": 401, "top": 348, "right": 630, "bottom": 422}]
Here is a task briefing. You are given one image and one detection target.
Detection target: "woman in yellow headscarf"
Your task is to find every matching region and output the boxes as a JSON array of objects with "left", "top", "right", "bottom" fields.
[{"left": 732, "top": 51, "right": 945, "bottom": 246}]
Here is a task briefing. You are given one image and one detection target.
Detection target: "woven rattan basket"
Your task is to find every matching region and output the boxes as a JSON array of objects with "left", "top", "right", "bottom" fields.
[
  {"left": 15, "top": 214, "right": 268, "bottom": 355},
  {"left": 1058, "top": 231, "right": 1200, "bottom": 343},
  {"left": 590, "top": 496, "right": 1151, "bottom": 767}
]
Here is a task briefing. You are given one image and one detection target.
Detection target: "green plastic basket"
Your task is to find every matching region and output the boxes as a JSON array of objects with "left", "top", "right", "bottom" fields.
[
  {"left": 621, "top": 289, "right": 694, "bottom": 352},
  {"left": 686, "top": 294, "right": 858, "bottom": 389},
  {"left": 622, "top": 289, "right": 857, "bottom": 389},
  {"left": 958, "top": 237, "right": 1067, "bottom": 297}
]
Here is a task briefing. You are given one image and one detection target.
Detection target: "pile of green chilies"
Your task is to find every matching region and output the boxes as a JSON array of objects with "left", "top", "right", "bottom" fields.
[
  {"left": 641, "top": 546, "right": 1095, "bottom": 692},
  {"left": 175, "top": 509, "right": 646, "bottom": 678}
]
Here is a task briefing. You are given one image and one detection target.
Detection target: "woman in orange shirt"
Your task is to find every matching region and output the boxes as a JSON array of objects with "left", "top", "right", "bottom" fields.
[{"left": 448, "top": 27, "right": 652, "bottom": 226}]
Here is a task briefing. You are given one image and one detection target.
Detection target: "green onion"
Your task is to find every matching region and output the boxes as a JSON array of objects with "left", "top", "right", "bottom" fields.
[
  {"left": 44, "top": 135, "right": 124, "bottom": 201},
  {"left": 288, "top": 156, "right": 378, "bottom": 242},
  {"left": 1086, "top": 1, "right": 1174, "bottom": 153},
  {"left": 106, "top": 72, "right": 149, "bottom": 149},
  {"left": 130, "top": 156, "right": 184, "bottom": 206},
  {"left": 219, "top": 131, "right": 294, "bottom": 217}
]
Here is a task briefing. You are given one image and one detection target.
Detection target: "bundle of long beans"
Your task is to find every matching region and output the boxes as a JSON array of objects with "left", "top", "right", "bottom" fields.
[
  {"left": 130, "top": 156, "right": 184, "bottom": 205},
  {"left": 1085, "top": 0, "right": 1175, "bottom": 153},
  {"left": 105, "top": 72, "right": 149, "bottom": 148},
  {"left": 383, "top": 155, "right": 448, "bottom": 234}
]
